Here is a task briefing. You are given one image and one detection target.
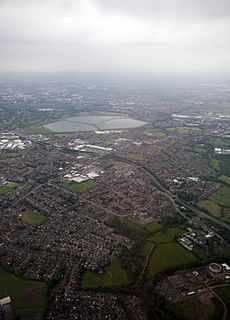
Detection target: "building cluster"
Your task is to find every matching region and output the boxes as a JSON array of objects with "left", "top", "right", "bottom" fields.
[
  {"left": 0, "top": 132, "right": 30, "bottom": 151},
  {"left": 178, "top": 227, "right": 214, "bottom": 251},
  {"left": 157, "top": 262, "right": 230, "bottom": 303}
]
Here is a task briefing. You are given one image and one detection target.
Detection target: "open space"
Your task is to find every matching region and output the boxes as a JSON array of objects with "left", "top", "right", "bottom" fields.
[
  {"left": 147, "top": 242, "right": 197, "bottom": 278},
  {"left": 19, "top": 211, "right": 45, "bottom": 225},
  {"left": 0, "top": 266, "right": 47, "bottom": 317},
  {"left": 60, "top": 180, "right": 96, "bottom": 193},
  {"left": 0, "top": 185, "right": 14, "bottom": 196},
  {"left": 147, "top": 227, "right": 185, "bottom": 243},
  {"left": 198, "top": 200, "right": 222, "bottom": 218},
  {"left": 0, "top": 152, "right": 20, "bottom": 160},
  {"left": 208, "top": 186, "right": 230, "bottom": 208},
  {"left": 81, "top": 258, "right": 129, "bottom": 288}
]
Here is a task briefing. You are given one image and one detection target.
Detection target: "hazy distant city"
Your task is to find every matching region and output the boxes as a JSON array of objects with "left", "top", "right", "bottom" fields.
[
  {"left": 1, "top": 0, "right": 230, "bottom": 319},
  {"left": 0, "top": 74, "right": 229, "bottom": 320}
]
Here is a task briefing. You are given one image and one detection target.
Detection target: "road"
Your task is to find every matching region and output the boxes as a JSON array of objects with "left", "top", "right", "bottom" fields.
[
  {"left": 13, "top": 130, "right": 230, "bottom": 231},
  {"left": 210, "top": 283, "right": 230, "bottom": 320},
  {"left": 107, "top": 154, "right": 230, "bottom": 231}
]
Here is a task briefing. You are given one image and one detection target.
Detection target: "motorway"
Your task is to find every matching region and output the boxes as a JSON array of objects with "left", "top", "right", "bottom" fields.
[
  {"left": 12, "top": 130, "right": 230, "bottom": 232},
  {"left": 107, "top": 154, "right": 230, "bottom": 232}
]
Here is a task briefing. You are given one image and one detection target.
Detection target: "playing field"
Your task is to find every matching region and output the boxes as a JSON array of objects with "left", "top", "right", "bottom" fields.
[
  {"left": 147, "top": 242, "right": 197, "bottom": 278},
  {"left": 128, "top": 152, "right": 146, "bottom": 161},
  {"left": 0, "top": 267, "right": 47, "bottom": 317},
  {"left": 81, "top": 258, "right": 129, "bottom": 288},
  {"left": 60, "top": 180, "right": 96, "bottom": 193},
  {"left": 198, "top": 200, "right": 222, "bottom": 218},
  {"left": 19, "top": 211, "right": 45, "bottom": 225}
]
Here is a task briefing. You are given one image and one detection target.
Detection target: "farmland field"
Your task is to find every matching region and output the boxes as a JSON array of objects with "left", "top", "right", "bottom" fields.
[
  {"left": 147, "top": 242, "right": 197, "bottom": 278},
  {"left": 198, "top": 200, "right": 222, "bottom": 218},
  {"left": 208, "top": 186, "right": 230, "bottom": 207}
]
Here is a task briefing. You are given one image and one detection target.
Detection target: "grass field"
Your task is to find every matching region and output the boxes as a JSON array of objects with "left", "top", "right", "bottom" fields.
[
  {"left": 60, "top": 180, "right": 96, "bottom": 193},
  {"left": 0, "top": 152, "right": 20, "bottom": 160},
  {"left": 222, "top": 208, "right": 230, "bottom": 223},
  {"left": 167, "top": 127, "right": 200, "bottom": 135},
  {"left": 193, "top": 144, "right": 208, "bottom": 155},
  {"left": 214, "top": 286, "right": 230, "bottom": 319},
  {"left": 208, "top": 186, "right": 230, "bottom": 207},
  {"left": 0, "top": 266, "right": 47, "bottom": 317},
  {"left": 147, "top": 242, "right": 197, "bottom": 278},
  {"left": 141, "top": 242, "right": 154, "bottom": 257},
  {"left": 214, "top": 286, "right": 230, "bottom": 305},
  {"left": 171, "top": 297, "right": 214, "bottom": 320},
  {"left": 145, "top": 220, "right": 162, "bottom": 232},
  {"left": 120, "top": 217, "right": 162, "bottom": 234},
  {"left": 210, "top": 158, "right": 221, "bottom": 171},
  {"left": 23, "top": 127, "right": 53, "bottom": 135},
  {"left": 147, "top": 227, "right": 185, "bottom": 243},
  {"left": 151, "top": 131, "right": 167, "bottom": 138},
  {"left": 19, "top": 211, "right": 45, "bottom": 225},
  {"left": 198, "top": 200, "right": 222, "bottom": 218},
  {"left": 219, "top": 175, "right": 230, "bottom": 186},
  {"left": 81, "top": 258, "right": 129, "bottom": 288},
  {"left": 123, "top": 216, "right": 145, "bottom": 232},
  {"left": 128, "top": 152, "right": 146, "bottom": 161},
  {"left": 212, "top": 137, "right": 230, "bottom": 147},
  {"left": 0, "top": 185, "right": 14, "bottom": 195}
]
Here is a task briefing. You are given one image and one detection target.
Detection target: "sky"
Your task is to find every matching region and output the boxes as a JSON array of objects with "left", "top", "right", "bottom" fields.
[{"left": 0, "top": 0, "right": 230, "bottom": 74}]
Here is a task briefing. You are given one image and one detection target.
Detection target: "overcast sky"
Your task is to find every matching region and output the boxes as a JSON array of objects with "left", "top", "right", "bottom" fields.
[{"left": 0, "top": 0, "right": 230, "bottom": 74}]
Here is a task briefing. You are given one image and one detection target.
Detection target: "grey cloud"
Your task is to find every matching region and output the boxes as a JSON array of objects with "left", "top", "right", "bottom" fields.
[
  {"left": 96, "top": 0, "right": 230, "bottom": 21},
  {"left": 0, "top": 0, "right": 229, "bottom": 73}
]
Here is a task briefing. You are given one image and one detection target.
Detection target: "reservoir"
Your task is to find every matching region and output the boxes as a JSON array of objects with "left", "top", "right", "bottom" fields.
[{"left": 44, "top": 114, "right": 147, "bottom": 132}]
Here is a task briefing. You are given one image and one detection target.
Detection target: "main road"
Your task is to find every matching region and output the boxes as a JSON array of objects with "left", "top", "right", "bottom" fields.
[{"left": 106, "top": 154, "right": 230, "bottom": 231}]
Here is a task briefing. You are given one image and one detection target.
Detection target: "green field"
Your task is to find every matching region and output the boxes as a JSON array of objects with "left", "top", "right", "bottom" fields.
[
  {"left": 141, "top": 242, "right": 154, "bottom": 257},
  {"left": 19, "top": 211, "right": 45, "bottom": 225},
  {"left": 23, "top": 127, "right": 53, "bottom": 135},
  {"left": 171, "top": 297, "right": 214, "bottom": 320},
  {"left": 214, "top": 286, "right": 230, "bottom": 305},
  {"left": 0, "top": 185, "right": 13, "bottom": 195},
  {"left": 0, "top": 267, "right": 47, "bottom": 317},
  {"left": 81, "top": 258, "right": 129, "bottom": 288},
  {"left": 167, "top": 126, "right": 200, "bottom": 135},
  {"left": 208, "top": 186, "right": 230, "bottom": 208},
  {"left": 214, "top": 286, "right": 230, "bottom": 320},
  {"left": 151, "top": 131, "right": 167, "bottom": 138},
  {"left": 60, "top": 180, "right": 96, "bottom": 193},
  {"left": 0, "top": 152, "right": 20, "bottom": 160},
  {"left": 198, "top": 200, "right": 222, "bottom": 218},
  {"left": 148, "top": 227, "right": 185, "bottom": 243},
  {"left": 145, "top": 220, "right": 162, "bottom": 232},
  {"left": 124, "top": 216, "right": 145, "bottom": 232},
  {"left": 193, "top": 144, "right": 208, "bottom": 155},
  {"left": 219, "top": 175, "right": 230, "bottom": 186},
  {"left": 210, "top": 158, "right": 221, "bottom": 171},
  {"left": 128, "top": 152, "right": 146, "bottom": 161},
  {"left": 212, "top": 137, "right": 230, "bottom": 147},
  {"left": 147, "top": 242, "right": 197, "bottom": 278}
]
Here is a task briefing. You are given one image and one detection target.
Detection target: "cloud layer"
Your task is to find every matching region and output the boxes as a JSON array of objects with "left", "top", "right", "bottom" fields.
[{"left": 0, "top": 0, "right": 229, "bottom": 73}]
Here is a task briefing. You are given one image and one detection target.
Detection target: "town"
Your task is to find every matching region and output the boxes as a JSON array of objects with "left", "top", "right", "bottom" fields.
[{"left": 0, "top": 76, "right": 230, "bottom": 320}]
